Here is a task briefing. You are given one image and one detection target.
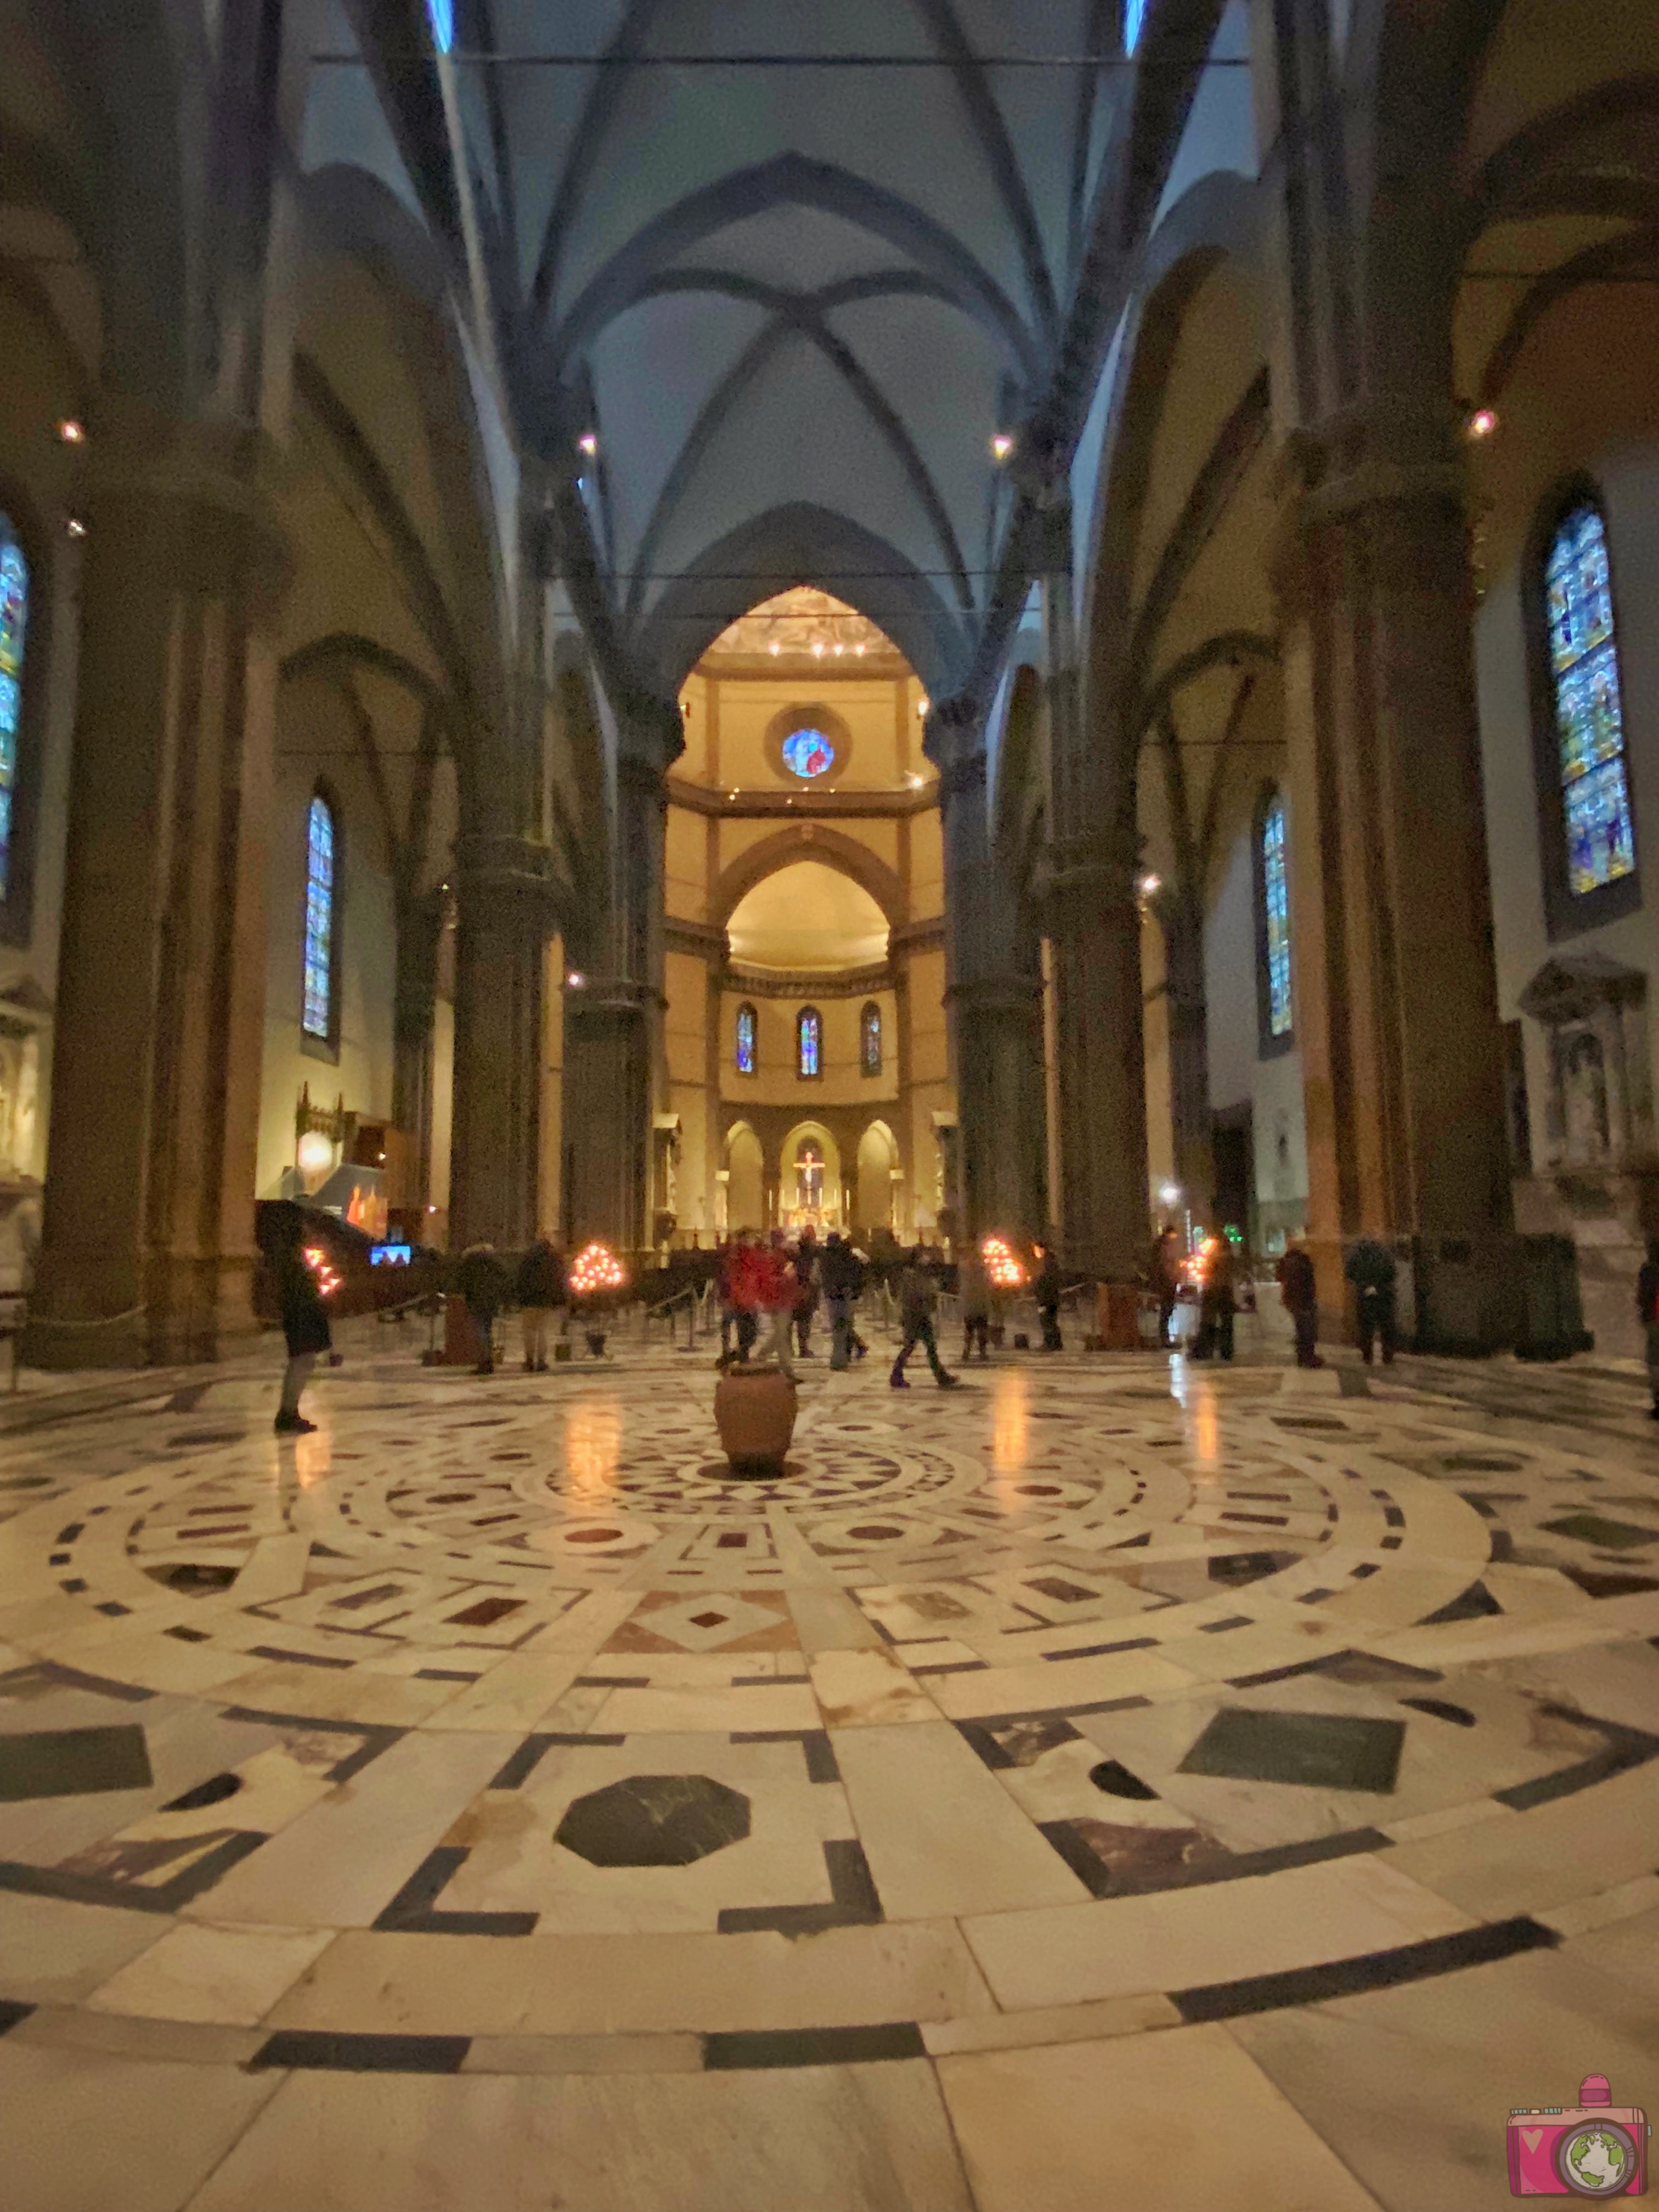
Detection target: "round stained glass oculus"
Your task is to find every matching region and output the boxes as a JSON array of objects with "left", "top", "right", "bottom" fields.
[{"left": 781, "top": 728, "right": 836, "bottom": 780}]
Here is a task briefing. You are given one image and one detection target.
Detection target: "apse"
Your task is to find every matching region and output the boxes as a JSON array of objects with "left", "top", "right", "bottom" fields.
[{"left": 725, "top": 861, "right": 890, "bottom": 972}]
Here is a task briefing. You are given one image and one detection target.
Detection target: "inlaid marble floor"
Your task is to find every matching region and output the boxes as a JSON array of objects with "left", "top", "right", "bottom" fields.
[{"left": 2, "top": 1333, "right": 1657, "bottom": 2210}]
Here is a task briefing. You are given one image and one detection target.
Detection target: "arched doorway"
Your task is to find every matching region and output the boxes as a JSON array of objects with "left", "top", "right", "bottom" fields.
[
  {"left": 856, "top": 1121, "right": 895, "bottom": 1237},
  {"left": 726, "top": 1122, "right": 764, "bottom": 1232}
]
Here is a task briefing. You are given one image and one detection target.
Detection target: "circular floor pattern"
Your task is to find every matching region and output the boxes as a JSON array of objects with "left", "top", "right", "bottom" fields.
[{"left": 1, "top": 1348, "right": 1657, "bottom": 2067}]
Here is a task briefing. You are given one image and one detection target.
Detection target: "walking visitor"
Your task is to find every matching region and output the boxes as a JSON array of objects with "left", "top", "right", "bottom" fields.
[
  {"left": 1275, "top": 1240, "right": 1322, "bottom": 1368},
  {"left": 890, "top": 1246, "right": 960, "bottom": 1390},
  {"left": 821, "top": 1230, "right": 864, "bottom": 1369},
  {"left": 958, "top": 1241, "right": 992, "bottom": 1362},
  {"left": 760, "top": 1231, "right": 799, "bottom": 1381}
]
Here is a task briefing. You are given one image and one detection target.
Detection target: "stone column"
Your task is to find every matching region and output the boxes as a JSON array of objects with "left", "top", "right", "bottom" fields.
[
  {"left": 1043, "top": 833, "right": 1150, "bottom": 1288},
  {"left": 392, "top": 889, "right": 442, "bottom": 1220},
  {"left": 1037, "top": 490, "right": 1151, "bottom": 1296},
  {"left": 1275, "top": 416, "right": 1515, "bottom": 1343},
  {"left": 561, "top": 707, "right": 678, "bottom": 1255},
  {"left": 931, "top": 706, "right": 1046, "bottom": 1241},
  {"left": 25, "top": 409, "right": 288, "bottom": 1367},
  {"left": 447, "top": 834, "right": 559, "bottom": 1251},
  {"left": 1156, "top": 890, "right": 1215, "bottom": 1217}
]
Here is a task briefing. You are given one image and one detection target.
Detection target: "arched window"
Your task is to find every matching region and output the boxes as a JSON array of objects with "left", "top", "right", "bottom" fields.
[
  {"left": 302, "top": 792, "right": 338, "bottom": 1043},
  {"left": 1124, "top": 0, "right": 1149, "bottom": 53},
  {"left": 797, "top": 1006, "right": 822, "bottom": 1079},
  {"left": 860, "top": 1000, "right": 883, "bottom": 1077},
  {"left": 735, "top": 1001, "right": 757, "bottom": 1076},
  {"left": 1545, "top": 500, "right": 1634, "bottom": 900},
  {"left": 0, "top": 516, "right": 30, "bottom": 902},
  {"left": 1254, "top": 789, "right": 1293, "bottom": 1051}
]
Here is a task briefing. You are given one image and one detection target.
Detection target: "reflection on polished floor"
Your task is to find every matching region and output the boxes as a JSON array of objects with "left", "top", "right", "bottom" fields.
[{"left": 2, "top": 1333, "right": 1658, "bottom": 2211}]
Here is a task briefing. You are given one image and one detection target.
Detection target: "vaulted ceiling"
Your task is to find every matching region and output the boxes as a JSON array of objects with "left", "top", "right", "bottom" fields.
[{"left": 416, "top": 2, "right": 1135, "bottom": 692}]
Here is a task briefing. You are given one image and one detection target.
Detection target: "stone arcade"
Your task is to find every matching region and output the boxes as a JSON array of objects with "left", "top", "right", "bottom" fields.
[{"left": 1, "top": 4, "right": 1658, "bottom": 2209}]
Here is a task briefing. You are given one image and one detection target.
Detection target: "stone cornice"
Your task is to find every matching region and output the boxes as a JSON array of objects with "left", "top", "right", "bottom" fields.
[{"left": 664, "top": 777, "right": 936, "bottom": 819}]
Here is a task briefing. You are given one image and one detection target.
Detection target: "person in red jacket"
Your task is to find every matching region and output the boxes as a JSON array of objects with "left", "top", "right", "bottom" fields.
[
  {"left": 758, "top": 1230, "right": 798, "bottom": 1381},
  {"left": 720, "top": 1229, "right": 762, "bottom": 1368}
]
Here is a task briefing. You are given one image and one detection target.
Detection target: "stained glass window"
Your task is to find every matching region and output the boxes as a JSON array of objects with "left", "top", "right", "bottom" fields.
[
  {"left": 426, "top": 0, "right": 455, "bottom": 53},
  {"left": 1125, "top": 0, "right": 1148, "bottom": 53},
  {"left": 860, "top": 1001, "right": 882, "bottom": 1076},
  {"left": 1547, "top": 503, "right": 1634, "bottom": 896},
  {"left": 0, "top": 520, "right": 27, "bottom": 901},
  {"left": 736, "top": 1002, "right": 757, "bottom": 1075},
  {"left": 781, "top": 727, "right": 836, "bottom": 780},
  {"left": 302, "top": 793, "right": 336, "bottom": 1040},
  {"left": 1262, "top": 795, "right": 1293, "bottom": 1040},
  {"left": 798, "top": 1007, "right": 822, "bottom": 1079}
]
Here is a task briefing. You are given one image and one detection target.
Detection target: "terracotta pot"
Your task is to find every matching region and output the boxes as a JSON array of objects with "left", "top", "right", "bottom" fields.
[{"left": 714, "top": 1368, "right": 798, "bottom": 1475}]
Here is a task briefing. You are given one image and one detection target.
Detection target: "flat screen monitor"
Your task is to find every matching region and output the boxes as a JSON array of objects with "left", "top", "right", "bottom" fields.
[{"left": 370, "top": 1243, "right": 412, "bottom": 1267}]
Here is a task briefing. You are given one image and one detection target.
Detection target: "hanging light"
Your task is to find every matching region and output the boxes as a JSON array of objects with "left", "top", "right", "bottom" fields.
[
  {"left": 65, "top": 516, "right": 86, "bottom": 538},
  {"left": 58, "top": 420, "right": 86, "bottom": 445},
  {"left": 991, "top": 433, "right": 1015, "bottom": 462},
  {"left": 578, "top": 431, "right": 599, "bottom": 458},
  {"left": 1467, "top": 408, "right": 1498, "bottom": 441}
]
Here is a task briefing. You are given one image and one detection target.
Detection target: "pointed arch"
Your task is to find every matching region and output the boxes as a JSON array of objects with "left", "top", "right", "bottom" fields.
[{"left": 637, "top": 504, "right": 970, "bottom": 697}]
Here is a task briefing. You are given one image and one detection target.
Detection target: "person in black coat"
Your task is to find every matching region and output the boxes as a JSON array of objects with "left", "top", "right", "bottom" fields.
[
  {"left": 455, "top": 1244, "right": 509, "bottom": 1375},
  {"left": 1032, "top": 1242, "right": 1063, "bottom": 1352},
  {"left": 1637, "top": 1237, "right": 1659, "bottom": 1420},
  {"left": 516, "top": 1237, "right": 567, "bottom": 1373},
  {"left": 820, "top": 1231, "right": 868, "bottom": 1369},
  {"left": 274, "top": 1226, "right": 332, "bottom": 1436},
  {"left": 1276, "top": 1243, "right": 1321, "bottom": 1369}
]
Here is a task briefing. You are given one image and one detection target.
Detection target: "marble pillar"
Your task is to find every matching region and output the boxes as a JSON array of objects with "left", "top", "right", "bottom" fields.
[
  {"left": 1276, "top": 421, "right": 1516, "bottom": 1341},
  {"left": 447, "top": 835, "right": 559, "bottom": 1252},
  {"left": 25, "top": 411, "right": 287, "bottom": 1367},
  {"left": 933, "top": 710, "right": 1045, "bottom": 1241},
  {"left": 391, "top": 890, "right": 442, "bottom": 1221},
  {"left": 1037, "top": 489, "right": 1150, "bottom": 1288},
  {"left": 1157, "top": 892, "right": 1215, "bottom": 1219},
  {"left": 1044, "top": 832, "right": 1151, "bottom": 1285},
  {"left": 562, "top": 718, "right": 676, "bottom": 1255}
]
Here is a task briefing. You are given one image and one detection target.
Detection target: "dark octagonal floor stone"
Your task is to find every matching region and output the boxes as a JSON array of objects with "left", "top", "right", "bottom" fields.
[
  {"left": 0, "top": 1724, "right": 154, "bottom": 1802},
  {"left": 1178, "top": 1707, "right": 1406, "bottom": 1794},
  {"left": 555, "top": 1774, "right": 751, "bottom": 1867}
]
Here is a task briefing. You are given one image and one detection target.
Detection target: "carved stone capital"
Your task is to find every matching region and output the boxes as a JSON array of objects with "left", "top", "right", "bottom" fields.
[
  {"left": 946, "top": 973, "right": 1044, "bottom": 1020},
  {"left": 1271, "top": 403, "right": 1474, "bottom": 610},
  {"left": 616, "top": 692, "right": 685, "bottom": 783},
  {"left": 921, "top": 693, "right": 984, "bottom": 772},
  {"left": 452, "top": 835, "right": 564, "bottom": 936},
  {"left": 83, "top": 397, "right": 294, "bottom": 618},
  {"left": 1036, "top": 829, "right": 1142, "bottom": 915}
]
